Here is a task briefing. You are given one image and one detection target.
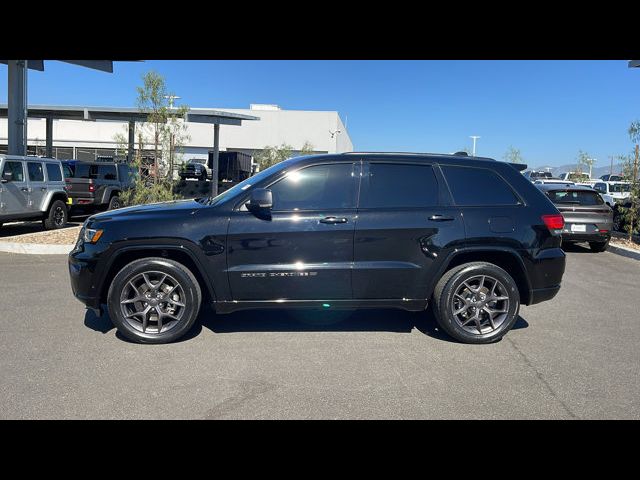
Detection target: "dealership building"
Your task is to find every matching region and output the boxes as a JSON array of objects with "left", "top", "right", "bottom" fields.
[{"left": 0, "top": 103, "right": 353, "bottom": 164}]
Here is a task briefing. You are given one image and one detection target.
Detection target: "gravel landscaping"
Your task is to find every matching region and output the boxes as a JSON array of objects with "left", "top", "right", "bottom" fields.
[{"left": 0, "top": 225, "right": 81, "bottom": 245}]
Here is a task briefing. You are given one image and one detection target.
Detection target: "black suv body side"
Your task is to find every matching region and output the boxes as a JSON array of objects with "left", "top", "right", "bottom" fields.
[{"left": 69, "top": 153, "right": 566, "bottom": 344}]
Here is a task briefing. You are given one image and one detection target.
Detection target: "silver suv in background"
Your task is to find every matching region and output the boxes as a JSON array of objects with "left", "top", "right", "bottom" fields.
[{"left": 0, "top": 155, "right": 69, "bottom": 230}]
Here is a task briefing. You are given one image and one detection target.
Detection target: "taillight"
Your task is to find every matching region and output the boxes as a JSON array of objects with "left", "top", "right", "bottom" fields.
[
  {"left": 542, "top": 214, "right": 565, "bottom": 231},
  {"left": 89, "top": 184, "right": 95, "bottom": 192}
]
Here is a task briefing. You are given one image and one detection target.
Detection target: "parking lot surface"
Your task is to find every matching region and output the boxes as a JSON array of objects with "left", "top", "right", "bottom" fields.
[{"left": 0, "top": 245, "right": 638, "bottom": 419}]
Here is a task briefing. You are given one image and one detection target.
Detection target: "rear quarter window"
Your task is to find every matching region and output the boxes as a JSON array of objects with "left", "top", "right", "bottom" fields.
[
  {"left": 45, "top": 163, "right": 63, "bottom": 182},
  {"left": 441, "top": 165, "right": 520, "bottom": 206}
]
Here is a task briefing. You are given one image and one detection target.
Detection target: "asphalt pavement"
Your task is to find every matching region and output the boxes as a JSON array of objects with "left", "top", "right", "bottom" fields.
[{"left": 0, "top": 245, "right": 638, "bottom": 419}]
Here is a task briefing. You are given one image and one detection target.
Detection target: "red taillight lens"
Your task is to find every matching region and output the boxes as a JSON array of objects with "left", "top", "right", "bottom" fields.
[
  {"left": 542, "top": 214, "right": 565, "bottom": 230},
  {"left": 89, "top": 184, "right": 95, "bottom": 192}
]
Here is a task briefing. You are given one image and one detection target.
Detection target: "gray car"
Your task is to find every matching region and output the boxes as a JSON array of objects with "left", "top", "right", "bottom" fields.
[
  {"left": 536, "top": 184, "right": 612, "bottom": 252},
  {"left": 0, "top": 155, "right": 69, "bottom": 230}
]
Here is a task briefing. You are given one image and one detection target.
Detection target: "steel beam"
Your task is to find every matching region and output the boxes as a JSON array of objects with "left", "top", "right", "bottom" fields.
[
  {"left": 7, "top": 60, "right": 28, "bottom": 156},
  {"left": 45, "top": 117, "right": 53, "bottom": 157},
  {"left": 128, "top": 121, "right": 135, "bottom": 162},
  {"left": 211, "top": 124, "right": 220, "bottom": 197}
]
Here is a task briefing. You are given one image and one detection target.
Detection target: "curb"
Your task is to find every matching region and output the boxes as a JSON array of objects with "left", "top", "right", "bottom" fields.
[
  {"left": 0, "top": 242, "right": 74, "bottom": 255},
  {"left": 608, "top": 242, "right": 640, "bottom": 261}
]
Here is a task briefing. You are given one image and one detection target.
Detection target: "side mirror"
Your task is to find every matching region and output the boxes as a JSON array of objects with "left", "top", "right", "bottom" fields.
[
  {"left": 246, "top": 188, "right": 273, "bottom": 213},
  {"left": 1, "top": 171, "right": 12, "bottom": 183}
]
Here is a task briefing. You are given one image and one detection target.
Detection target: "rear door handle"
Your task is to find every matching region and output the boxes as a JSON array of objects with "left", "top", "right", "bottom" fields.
[
  {"left": 41, "top": 187, "right": 47, "bottom": 191},
  {"left": 320, "top": 216, "right": 348, "bottom": 224},
  {"left": 21, "top": 187, "right": 29, "bottom": 192},
  {"left": 428, "top": 214, "right": 454, "bottom": 222}
]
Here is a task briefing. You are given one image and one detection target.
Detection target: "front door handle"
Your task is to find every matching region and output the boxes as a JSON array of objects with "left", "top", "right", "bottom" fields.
[
  {"left": 428, "top": 214, "right": 454, "bottom": 222},
  {"left": 320, "top": 216, "right": 348, "bottom": 224},
  {"left": 21, "top": 187, "right": 29, "bottom": 192}
]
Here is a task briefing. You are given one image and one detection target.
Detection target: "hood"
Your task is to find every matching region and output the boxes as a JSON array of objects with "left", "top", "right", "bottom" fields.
[{"left": 90, "top": 198, "right": 207, "bottom": 222}]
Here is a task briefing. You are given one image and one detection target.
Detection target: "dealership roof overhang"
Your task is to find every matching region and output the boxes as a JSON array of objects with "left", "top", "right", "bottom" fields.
[
  {"left": 629, "top": 60, "right": 640, "bottom": 68},
  {"left": 0, "top": 104, "right": 259, "bottom": 126}
]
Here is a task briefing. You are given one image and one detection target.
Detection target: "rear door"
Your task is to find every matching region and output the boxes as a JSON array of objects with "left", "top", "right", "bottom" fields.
[
  {"left": 352, "top": 161, "right": 465, "bottom": 300},
  {"left": 26, "top": 161, "right": 46, "bottom": 212},
  {"left": 0, "top": 160, "right": 29, "bottom": 216}
]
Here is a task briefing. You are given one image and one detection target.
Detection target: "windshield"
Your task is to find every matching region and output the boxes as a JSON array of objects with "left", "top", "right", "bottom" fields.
[
  {"left": 546, "top": 190, "right": 604, "bottom": 206},
  {"left": 196, "top": 158, "right": 297, "bottom": 207},
  {"left": 610, "top": 183, "right": 631, "bottom": 193}
]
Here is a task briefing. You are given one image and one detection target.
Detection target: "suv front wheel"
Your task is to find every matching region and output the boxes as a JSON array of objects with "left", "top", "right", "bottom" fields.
[
  {"left": 107, "top": 257, "right": 202, "bottom": 344},
  {"left": 432, "top": 262, "right": 520, "bottom": 344}
]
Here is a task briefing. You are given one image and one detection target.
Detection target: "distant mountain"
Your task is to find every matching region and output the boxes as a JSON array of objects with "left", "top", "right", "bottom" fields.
[{"left": 530, "top": 163, "right": 626, "bottom": 179}]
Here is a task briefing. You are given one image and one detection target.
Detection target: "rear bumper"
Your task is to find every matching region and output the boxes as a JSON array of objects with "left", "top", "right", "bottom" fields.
[
  {"left": 562, "top": 232, "right": 611, "bottom": 243},
  {"left": 529, "top": 285, "right": 561, "bottom": 305}
]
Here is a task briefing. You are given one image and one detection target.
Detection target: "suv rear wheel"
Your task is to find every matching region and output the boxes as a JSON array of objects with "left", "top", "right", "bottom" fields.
[
  {"left": 108, "top": 195, "right": 122, "bottom": 210},
  {"left": 43, "top": 200, "right": 68, "bottom": 230},
  {"left": 432, "top": 262, "right": 520, "bottom": 344},
  {"left": 107, "top": 257, "right": 202, "bottom": 344},
  {"left": 589, "top": 240, "right": 609, "bottom": 252}
]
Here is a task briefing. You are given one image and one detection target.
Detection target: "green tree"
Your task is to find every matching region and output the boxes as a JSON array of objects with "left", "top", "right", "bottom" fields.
[
  {"left": 570, "top": 150, "right": 594, "bottom": 181},
  {"left": 136, "top": 71, "right": 190, "bottom": 181},
  {"left": 619, "top": 121, "right": 640, "bottom": 241},
  {"left": 503, "top": 146, "right": 523, "bottom": 164},
  {"left": 254, "top": 141, "right": 315, "bottom": 170}
]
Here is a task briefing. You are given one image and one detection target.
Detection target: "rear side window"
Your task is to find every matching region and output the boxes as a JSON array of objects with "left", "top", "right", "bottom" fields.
[
  {"left": 2, "top": 161, "right": 25, "bottom": 182},
  {"left": 98, "top": 165, "right": 117, "bottom": 180},
  {"left": 546, "top": 190, "right": 604, "bottom": 206},
  {"left": 442, "top": 166, "right": 519, "bottom": 206},
  {"left": 74, "top": 164, "right": 94, "bottom": 179},
  {"left": 360, "top": 163, "right": 439, "bottom": 208},
  {"left": 27, "top": 162, "right": 44, "bottom": 182},
  {"left": 45, "top": 163, "right": 63, "bottom": 182}
]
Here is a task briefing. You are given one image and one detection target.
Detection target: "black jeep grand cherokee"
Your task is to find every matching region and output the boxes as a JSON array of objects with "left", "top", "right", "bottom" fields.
[{"left": 69, "top": 152, "right": 566, "bottom": 344}]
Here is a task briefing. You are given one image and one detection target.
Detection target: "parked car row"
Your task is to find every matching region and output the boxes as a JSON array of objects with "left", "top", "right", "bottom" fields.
[
  {"left": 522, "top": 168, "right": 640, "bottom": 251},
  {"left": 0, "top": 155, "right": 136, "bottom": 231}
]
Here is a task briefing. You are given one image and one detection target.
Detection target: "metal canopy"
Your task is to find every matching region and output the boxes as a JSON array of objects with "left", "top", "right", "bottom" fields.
[
  {"left": 630, "top": 60, "right": 640, "bottom": 68},
  {"left": 0, "top": 60, "right": 115, "bottom": 72},
  {"left": 0, "top": 104, "right": 259, "bottom": 126}
]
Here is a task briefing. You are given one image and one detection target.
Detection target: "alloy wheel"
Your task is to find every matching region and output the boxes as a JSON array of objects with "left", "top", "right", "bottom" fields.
[
  {"left": 451, "top": 275, "right": 510, "bottom": 335},
  {"left": 119, "top": 271, "right": 187, "bottom": 334}
]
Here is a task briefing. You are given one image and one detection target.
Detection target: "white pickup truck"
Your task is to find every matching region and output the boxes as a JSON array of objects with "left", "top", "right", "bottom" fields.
[{"left": 591, "top": 181, "right": 632, "bottom": 208}]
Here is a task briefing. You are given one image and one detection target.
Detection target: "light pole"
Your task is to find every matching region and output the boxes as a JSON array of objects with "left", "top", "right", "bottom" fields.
[{"left": 470, "top": 136, "right": 481, "bottom": 156}]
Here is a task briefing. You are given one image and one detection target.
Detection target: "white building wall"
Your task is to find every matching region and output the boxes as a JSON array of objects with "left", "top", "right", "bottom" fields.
[{"left": 0, "top": 106, "right": 354, "bottom": 156}]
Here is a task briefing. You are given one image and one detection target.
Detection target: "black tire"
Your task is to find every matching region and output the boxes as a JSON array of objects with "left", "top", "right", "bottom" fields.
[
  {"left": 107, "top": 257, "right": 202, "bottom": 344},
  {"left": 612, "top": 209, "right": 623, "bottom": 232},
  {"left": 42, "top": 199, "right": 68, "bottom": 230},
  {"left": 108, "top": 195, "right": 122, "bottom": 210},
  {"left": 200, "top": 170, "right": 207, "bottom": 181},
  {"left": 589, "top": 240, "right": 609, "bottom": 252},
  {"left": 431, "top": 262, "right": 520, "bottom": 344}
]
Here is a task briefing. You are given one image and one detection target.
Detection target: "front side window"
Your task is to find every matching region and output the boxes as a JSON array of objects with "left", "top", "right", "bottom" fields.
[
  {"left": 594, "top": 183, "right": 607, "bottom": 193},
  {"left": 2, "top": 161, "right": 25, "bottom": 182},
  {"left": 27, "top": 162, "right": 44, "bottom": 182},
  {"left": 45, "top": 163, "right": 63, "bottom": 182},
  {"left": 269, "top": 163, "right": 356, "bottom": 211},
  {"left": 442, "top": 165, "right": 520, "bottom": 206},
  {"left": 360, "top": 163, "right": 439, "bottom": 208}
]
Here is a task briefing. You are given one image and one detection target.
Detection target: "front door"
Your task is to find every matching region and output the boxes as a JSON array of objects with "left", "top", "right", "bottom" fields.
[
  {"left": 227, "top": 162, "right": 360, "bottom": 301},
  {"left": 0, "top": 160, "right": 29, "bottom": 217},
  {"left": 352, "top": 161, "right": 466, "bottom": 300}
]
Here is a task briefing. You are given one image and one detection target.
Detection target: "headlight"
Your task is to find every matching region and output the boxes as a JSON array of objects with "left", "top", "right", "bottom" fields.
[{"left": 83, "top": 228, "right": 104, "bottom": 244}]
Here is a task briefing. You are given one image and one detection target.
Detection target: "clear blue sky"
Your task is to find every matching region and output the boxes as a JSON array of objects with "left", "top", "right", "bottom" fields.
[{"left": 1, "top": 60, "right": 638, "bottom": 167}]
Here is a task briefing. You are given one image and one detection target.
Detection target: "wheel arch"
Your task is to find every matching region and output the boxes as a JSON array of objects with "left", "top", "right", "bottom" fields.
[
  {"left": 98, "top": 245, "right": 216, "bottom": 306},
  {"left": 433, "top": 247, "right": 532, "bottom": 305},
  {"left": 43, "top": 190, "right": 68, "bottom": 213}
]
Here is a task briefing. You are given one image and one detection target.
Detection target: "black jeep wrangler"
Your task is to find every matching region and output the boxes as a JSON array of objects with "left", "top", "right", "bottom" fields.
[{"left": 69, "top": 152, "right": 566, "bottom": 344}]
